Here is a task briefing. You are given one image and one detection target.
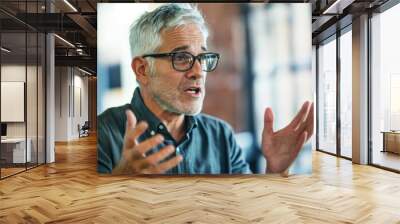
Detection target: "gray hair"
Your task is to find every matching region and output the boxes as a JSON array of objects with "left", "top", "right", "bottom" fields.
[{"left": 129, "top": 3, "right": 209, "bottom": 66}]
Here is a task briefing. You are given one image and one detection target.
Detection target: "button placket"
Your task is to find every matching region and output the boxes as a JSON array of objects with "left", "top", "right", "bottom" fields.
[{"left": 175, "top": 145, "right": 187, "bottom": 173}]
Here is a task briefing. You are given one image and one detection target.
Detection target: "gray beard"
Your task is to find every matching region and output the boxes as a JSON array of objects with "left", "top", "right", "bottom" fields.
[
  {"left": 152, "top": 91, "right": 203, "bottom": 116},
  {"left": 147, "top": 65, "right": 204, "bottom": 116}
]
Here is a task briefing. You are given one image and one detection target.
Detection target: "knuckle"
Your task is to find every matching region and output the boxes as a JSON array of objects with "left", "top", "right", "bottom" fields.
[
  {"left": 146, "top": 158, "right": 157, "bottom": 166},
  {"left": 152, "top": 135, "right": 163, "bottom": 143}
]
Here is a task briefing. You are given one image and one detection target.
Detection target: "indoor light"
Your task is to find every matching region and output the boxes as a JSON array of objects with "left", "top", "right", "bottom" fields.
[
  {"left": 322, "top": 0, "right": 354, "bottom": 15},
  {"left": 63, "top": 0, "right": 78, "bottom": 12},
  {"left": 54, "top": 34, "right": 75, "bottom": 48},
  {"left": 1, "top": 47, "right": 11, "bottom": 53},
  {"left": 78, "top": 67, "right": 93, "bottom": 76}
]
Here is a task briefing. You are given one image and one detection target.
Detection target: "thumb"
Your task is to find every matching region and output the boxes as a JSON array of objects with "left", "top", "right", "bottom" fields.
[
  {"left": 125, "top": 109, "right": 137, "bottom": 130},
  {"left": 263, "top": 107, "right": 274, "bottom": 135}
]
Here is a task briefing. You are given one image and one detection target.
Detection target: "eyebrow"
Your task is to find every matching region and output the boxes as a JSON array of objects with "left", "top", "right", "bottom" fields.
[{"left": 171, "top": 45, "right": 208, "bottom": 52}]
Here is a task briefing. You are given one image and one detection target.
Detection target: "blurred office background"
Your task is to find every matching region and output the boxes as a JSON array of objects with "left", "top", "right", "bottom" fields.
[
  {"left": 0, "top": 1, "right": 47, "bottom": 178},
  {"left": 97, "top": 3, "right": 313, "bottom": 174}
]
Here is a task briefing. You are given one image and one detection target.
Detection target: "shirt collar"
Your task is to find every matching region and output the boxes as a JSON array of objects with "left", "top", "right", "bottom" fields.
[{"left": 130, "top": 88, "right": 198, "bottom": 136}]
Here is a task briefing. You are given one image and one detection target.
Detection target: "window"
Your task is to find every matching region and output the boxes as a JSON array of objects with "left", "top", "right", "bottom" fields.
[
  {"left": 370, "top": 2, "right": 400, "bottom": 171},
  {"left": 0, "top": 1, "right": 47, "bottom": 179},
  {"left": 339, "top": 28, "right": 352, "bottom": 158},
  {"left": 317, "top": 37, "right": 337, "bottom": 155}
]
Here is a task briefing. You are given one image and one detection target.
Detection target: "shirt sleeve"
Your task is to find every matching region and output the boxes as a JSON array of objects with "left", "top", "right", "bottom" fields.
[
  {"left": 97, "top": 114, "right": 113, "bottom": 174},
  {"left": 225, "top": 125, "right": 252, "bottom": 174}
]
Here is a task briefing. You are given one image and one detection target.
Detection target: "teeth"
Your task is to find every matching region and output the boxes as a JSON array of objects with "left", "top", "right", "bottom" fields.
[
  {"left": 185, "top": 87, "right": 201, "bottom": 94},
  {"left": 185, "top": 88, "right": 199, "bottom": 94}
]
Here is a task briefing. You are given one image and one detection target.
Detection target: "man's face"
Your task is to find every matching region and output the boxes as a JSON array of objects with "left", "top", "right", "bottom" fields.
[{"left": 146, "top": 23, "right": 207, "bottom": 115}]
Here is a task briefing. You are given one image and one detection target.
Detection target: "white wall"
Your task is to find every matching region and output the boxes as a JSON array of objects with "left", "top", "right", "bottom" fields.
[
  {"left": 1, "top": 65, "right": 26, "bottom": 136},
  {"left": 1, "top": 64, "right": 46, "bottom": 164},
  {"left": 1, "top": 65, "right": 37, "bottom": 138},
  {"left": 55, "top": 67, "right": 89, "bottom": 141},
  {"left": 55, "top": 66, "right": 68, "bottom": 141},
  {"left": 71, "top": 72, "right": 89, "bottom": 138}
]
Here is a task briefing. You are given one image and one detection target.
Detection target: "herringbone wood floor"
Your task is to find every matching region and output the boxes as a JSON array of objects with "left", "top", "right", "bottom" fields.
[{"left": 1, "top": 135, "right": 400, "bottom": 223}]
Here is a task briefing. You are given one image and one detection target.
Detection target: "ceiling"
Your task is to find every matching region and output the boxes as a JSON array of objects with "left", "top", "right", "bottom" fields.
[
  {"left": 310, "top": 0, "right": 391, "bottom": 44},
  {"left": 0, "top": 0, "right": 396, "bottom": 75},
  {"left": 0, "top": 0, "right": 97, "bottom": 74}
]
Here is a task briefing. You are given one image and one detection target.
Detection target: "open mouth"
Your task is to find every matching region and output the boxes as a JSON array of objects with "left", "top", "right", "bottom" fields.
[{"left": 184, "top": 87, "right": 202, "bottom": 97}]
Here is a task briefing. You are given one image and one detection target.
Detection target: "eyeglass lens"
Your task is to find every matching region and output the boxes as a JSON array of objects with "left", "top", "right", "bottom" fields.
[{"left": 172, "top": 52, "right": 218, "bottom": 72}]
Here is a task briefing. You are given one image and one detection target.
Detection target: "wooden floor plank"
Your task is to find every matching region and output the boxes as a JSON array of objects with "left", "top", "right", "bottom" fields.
[{"left": 0, "top": 134, "right": 399, "bottom": 223}]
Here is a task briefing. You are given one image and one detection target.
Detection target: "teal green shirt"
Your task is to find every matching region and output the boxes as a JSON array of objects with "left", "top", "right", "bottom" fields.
[{"left": 97, "top": 88, "right": 251, "bottom": 174}]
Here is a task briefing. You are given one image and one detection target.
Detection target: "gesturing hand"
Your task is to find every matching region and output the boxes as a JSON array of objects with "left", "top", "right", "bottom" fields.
[
  {"left": 261, "top": 101, "right": 314, "bottom": 173},
  {"left": 112, "top": 110, "right": 183, "bottom": 175}
]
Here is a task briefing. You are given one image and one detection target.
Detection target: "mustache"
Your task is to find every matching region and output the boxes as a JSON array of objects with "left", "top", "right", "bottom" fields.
[{"left": 180, "top": 80, "right": 205, "bottom": 89}]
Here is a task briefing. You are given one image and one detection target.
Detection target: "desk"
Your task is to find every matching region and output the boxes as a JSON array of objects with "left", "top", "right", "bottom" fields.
[
  {"left": 1, "top": 138, "right": 31, "bottom": 163},
  {"left": 381, "top": 131, "right": 400, "bottom": 154}
]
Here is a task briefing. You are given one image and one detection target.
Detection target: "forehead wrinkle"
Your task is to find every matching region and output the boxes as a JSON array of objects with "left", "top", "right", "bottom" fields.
[{"left": 159, "top": 24, "right": 206, "bottom": 52}]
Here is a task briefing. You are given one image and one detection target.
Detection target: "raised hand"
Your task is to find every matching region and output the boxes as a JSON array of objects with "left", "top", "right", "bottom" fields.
[
  {"left": 112, "top": 110, "right": 183, "bottom": 174},
  {"left": 261, "top": 101, "right": 314, "bottom": 173}
]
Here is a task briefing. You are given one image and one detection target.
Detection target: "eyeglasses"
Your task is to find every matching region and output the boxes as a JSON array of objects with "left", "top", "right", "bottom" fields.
[{"left": 142, "top": 51, "right": 220, "bottom": 72}]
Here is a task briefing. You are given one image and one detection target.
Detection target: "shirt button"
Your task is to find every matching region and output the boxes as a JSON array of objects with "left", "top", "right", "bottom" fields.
[
  {"left": 158, "top": 125, "right": 164, "bottom": 130},
  {"left": 176, "top": 147, "right": 180, "bottom": 153},
  {"left": 150, "top": 130, "right": 155, "bottom": 135}
]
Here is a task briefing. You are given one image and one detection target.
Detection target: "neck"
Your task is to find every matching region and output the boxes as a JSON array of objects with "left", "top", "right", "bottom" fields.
[{"left": 140, "top": 88, "right": 185, "bottom": 141}]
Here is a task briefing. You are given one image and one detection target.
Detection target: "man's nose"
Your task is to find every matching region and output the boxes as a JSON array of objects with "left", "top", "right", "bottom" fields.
[{"left": 186, "top": 59, "right": 204, "bottom": 80}]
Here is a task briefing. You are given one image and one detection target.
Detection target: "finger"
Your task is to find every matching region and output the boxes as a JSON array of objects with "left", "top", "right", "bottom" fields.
[
  {"left": 145, "top": 145, "right": 175, "bottom": 166},
  {"left": 141, "top": 168, "right": 154, "bottom": 175},
  {"left": 131, "top": 152, "right": 156, "bottom": 172},
  {"left": 280, "top": 168, "right": 290, "bottom": 178},
  {"left": 129, "top": 134, "right": 165, "bottom": 169},
  {"left": 294, "top": 102, "right": 313, "bottom": 137},
  {"left": 136, "top": 158, "right": 152, "bottom": 171},
  {"left": 263, "top": 107, "right": 274, "bottom": 136},
  {"left": 305, "top": 103, "right": 314, "bottom": 140},
  {"left": 138, "top": 151, "right": 182, "bottom": 174},
  {"left": 134, "top": 134, "right": 164, "bottom": 156},
  {"left": 289, "top": 101, "right": 310, "bottom": 130},
  {"left": 292, "top": 131, "right": 307, "bottom": 159},
  {"left": 155, "top": 155, "right": 183, "bottom": 173},
  {"left": 123, "top": 110, "right": 139, "bottom": 150},
  {"left": 124, "top": 121, "right": 148, "bottom": 150},
  {"left": 125, "top": 109, "right": 137, "bottom": 129}
]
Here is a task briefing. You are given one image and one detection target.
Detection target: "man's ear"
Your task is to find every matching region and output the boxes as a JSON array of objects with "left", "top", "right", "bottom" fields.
[{"left": 131, "top": 57, "right": 150, "bottom": 86}]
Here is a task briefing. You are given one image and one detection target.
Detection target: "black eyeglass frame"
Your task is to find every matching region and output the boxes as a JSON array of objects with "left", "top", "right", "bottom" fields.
[{"left": 142, "top": 51, "right": 220, "bottom": 72}]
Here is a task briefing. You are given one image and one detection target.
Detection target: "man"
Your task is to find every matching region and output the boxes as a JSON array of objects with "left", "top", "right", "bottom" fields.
[{"left": 97, "top": 3, "right": 313, "bottom": 175}]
